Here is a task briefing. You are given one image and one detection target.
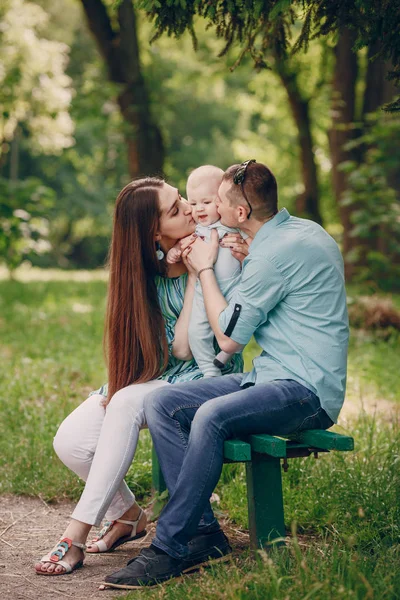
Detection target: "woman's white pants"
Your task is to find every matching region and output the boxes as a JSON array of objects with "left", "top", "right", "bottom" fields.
[{"left": 53, "top": 380, "right": 169, "bottom": 527}]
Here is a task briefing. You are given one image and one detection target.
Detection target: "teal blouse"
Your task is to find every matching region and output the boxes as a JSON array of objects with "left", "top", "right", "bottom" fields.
[{"left": 92, "top": 272, "right": 243, "bottom": 397}]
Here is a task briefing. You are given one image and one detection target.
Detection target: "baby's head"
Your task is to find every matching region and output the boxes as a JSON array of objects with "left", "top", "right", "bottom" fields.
[{"left": 186, "top": 165, "right": 224, "bottom": 226}]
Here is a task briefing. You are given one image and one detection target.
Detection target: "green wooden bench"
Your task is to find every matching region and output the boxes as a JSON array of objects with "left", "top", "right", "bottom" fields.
[{"left": 152, "top": 429, "right": 354, "bottom": 549}]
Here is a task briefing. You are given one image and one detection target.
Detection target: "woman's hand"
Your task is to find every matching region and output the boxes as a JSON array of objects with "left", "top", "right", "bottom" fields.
[
  {"left": 219, "top": 233, "right": 251, "bottom": 263},
  {"left": 179, "top": 233, "right": 198, "bottom": 277},
  {"left": 181, "top": 251, "right": 197, "bottom": 278},
  {"left": 179, "top": 233, "right": 197, "bottom": 253},
  {"left": 182, "top": 230, "right": 219, "bottom": 274}
]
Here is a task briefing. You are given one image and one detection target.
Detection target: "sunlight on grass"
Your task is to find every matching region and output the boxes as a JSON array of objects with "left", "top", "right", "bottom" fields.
[{"left": 0, "top": 265, "right": 109, "bottom": 282}]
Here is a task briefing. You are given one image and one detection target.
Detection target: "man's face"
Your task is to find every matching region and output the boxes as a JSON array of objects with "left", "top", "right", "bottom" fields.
[{"left": 216, "top": 179, "right": 241, "bottom": 228}]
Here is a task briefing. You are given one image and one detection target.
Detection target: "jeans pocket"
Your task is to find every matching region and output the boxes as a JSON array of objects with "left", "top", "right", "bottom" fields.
[{"left": 295, "top": 406, "right": 333, "bottom": 433}]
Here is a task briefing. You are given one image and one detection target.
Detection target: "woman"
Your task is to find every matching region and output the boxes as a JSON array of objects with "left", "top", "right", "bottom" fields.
[{"left": 35, "top": 177, "right": 245, "bottom": 575}]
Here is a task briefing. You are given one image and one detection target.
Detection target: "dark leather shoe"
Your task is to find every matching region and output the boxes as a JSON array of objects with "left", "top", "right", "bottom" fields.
[
  {"left": 183, "top": 529, "right": 232, "bottom": 572},
  {"left": 103, "top": 547, "right": 184, "bottom": 589}
]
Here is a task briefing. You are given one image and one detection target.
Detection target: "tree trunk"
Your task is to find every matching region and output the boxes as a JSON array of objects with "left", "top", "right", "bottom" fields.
[
  {"left": 330, "top": 33, "right": 399, "bottom": 278},
  {"left": 274, "top": 57, "right": 322, "bottom": 224},
  {"left": 329, "top": 27, "right": 359, "bottom": 279},
  {"left": 9, "top": 126, "right": 20, "bottom": 185},
  {"left": 80, "top": 0, "right": 164, "bottom": 177},
  {"left": 363, "top": 44, "right": 397, "bottom": 117},
  {"left": 117, "top": 82, "right": 164, "bottom": 178},
  {"left": 363, "top": 46, "right": 399, "bottom": 257},
  {"left": 363, "top": 49, "right": 399, "bottom": 195}
]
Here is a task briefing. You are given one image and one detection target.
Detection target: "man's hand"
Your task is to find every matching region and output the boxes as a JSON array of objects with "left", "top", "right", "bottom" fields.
[
  {"left": 220, "top": 233, "right": 251, "bottom": 263},
  {"left": 182, "top": 229, "right": 219, "bottom": 274}
]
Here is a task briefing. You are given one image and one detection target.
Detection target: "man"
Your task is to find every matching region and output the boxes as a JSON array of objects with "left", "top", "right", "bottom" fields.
[{"left": 103, "top": 160, "right": 349, "bottom": 589}]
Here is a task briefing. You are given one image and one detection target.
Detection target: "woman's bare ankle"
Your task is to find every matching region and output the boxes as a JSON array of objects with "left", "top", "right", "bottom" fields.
[
  {"left": 63, "top": 519, "right": 92, "bottom": 544},
  {"left": 122, "top": 502, "right": 143, "bottom": 522}
]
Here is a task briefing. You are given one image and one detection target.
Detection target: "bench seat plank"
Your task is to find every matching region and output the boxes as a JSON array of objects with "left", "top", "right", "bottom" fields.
[
  {"left": 288, "top": 429, "right": 354, "bottom": 451},
  {"left": 224, "top": 439, "right": 251, "bottom": 462},
  {"left": 248, "top": 434, "right": 287, "bottom": 457}
]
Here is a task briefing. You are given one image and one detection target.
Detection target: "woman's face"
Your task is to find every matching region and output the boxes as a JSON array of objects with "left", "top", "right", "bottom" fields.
[{"left": 158, "top": 182, "right": 195, "bottom": 246}]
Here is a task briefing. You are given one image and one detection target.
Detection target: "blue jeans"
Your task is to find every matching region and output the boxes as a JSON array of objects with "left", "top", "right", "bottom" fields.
[{"left": 145, "top": 374, "right": 333, "bottom": 559}]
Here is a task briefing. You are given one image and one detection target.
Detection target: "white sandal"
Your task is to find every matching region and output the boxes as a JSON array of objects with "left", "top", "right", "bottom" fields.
[
  {"left": 37, "top": 537, "right": 86, "bottom": 576},
  {"left": 89, "top": 509, "right": 147, "bottom": 553}
]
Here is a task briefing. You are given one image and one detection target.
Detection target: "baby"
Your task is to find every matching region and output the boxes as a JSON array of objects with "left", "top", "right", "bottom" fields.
[{"left": 167, "top": 165, "right": 246, "bottom": 377}]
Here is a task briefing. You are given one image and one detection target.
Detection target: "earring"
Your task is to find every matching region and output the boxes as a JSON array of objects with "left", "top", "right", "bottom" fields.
[{"left": 156, "top": 242, "right": 165, "bottom": 260}]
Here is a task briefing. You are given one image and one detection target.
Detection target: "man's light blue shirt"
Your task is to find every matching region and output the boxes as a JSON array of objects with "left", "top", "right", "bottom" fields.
[{"left": 219, "top": 208, "right": 349, "bottom": 423}]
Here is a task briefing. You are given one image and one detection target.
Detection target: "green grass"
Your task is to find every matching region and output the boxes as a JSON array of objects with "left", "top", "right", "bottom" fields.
[
  {"left": 347, "top": 331, "right": 400, "bottom": 404},
  {"left": 0, "top": 273, "right": 399, "bottom": 599},
  {"left": 121, "top": 538, "right": 400, "bottom": 600}
]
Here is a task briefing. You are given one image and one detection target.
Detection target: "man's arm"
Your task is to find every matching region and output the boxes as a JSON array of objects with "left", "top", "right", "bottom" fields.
[{"left": 182, "top": 231, "right": 287, "bottom": 353}]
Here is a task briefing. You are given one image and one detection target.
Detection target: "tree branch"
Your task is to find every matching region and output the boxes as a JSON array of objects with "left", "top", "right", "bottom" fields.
[
  {"left": 117, "top": 0, "right": 141, "bottom": 83},
  {"left": 80, "top": 0, "right": 125, "bottom": 83},
  {"left": 274, "top": 54, "right": 322, "bottom": 224}
]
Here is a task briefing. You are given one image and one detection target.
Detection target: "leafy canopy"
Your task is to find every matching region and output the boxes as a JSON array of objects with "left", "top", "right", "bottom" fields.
[{"left": 137, "top": 0, "right": 400, "bottom": 111}]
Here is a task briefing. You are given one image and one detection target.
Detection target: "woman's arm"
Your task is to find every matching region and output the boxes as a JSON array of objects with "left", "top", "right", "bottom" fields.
[{"left": 171, "top": 272, "right": 197, "bottom": 361}]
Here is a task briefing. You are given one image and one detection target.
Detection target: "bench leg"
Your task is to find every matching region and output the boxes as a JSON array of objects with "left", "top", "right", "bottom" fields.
[
  {"left": 246, "top": 453, "right": 285, "bottom": 549},
  {"left": 152, "top": 445, "right": 167, "bottom": 494}
]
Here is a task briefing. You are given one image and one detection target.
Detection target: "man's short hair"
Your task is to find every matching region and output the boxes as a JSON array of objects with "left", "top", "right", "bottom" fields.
[{"left": 223, "top": 162, "right": 278, "bottom": 220}]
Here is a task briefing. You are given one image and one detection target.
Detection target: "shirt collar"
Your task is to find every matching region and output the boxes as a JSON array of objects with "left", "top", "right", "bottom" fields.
[
  {"left": 250, "top": 208, "right": 290, "bottom": 252},
  {"left": 207, "top": 220, "right": 222, "bottom": 229},
  {"left": 195, "top": 219, "right": 221, "bottom": 230}
]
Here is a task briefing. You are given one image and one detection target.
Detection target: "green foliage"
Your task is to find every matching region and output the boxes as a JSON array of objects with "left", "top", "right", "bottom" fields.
[
  {"left": 0, "top": 0, "right": 74, "bottom": 153},
  {"left": 0, "top": 1, "right": 128, "bottom": 269},
  {"left": 138, "top": 0, "right": 400, "bottom": 111},
  {"left": 0, "top": 176, "right": 55, "bottom": 274},
  {"left": 340, "top": 114, "right": 400, "bottom": 291},
  {"left": 0, "top": 0, "right": 396, "bottom": 275},
  {"left": 1, "top": 1, "right": 338, "bottom": 271},
  {"left": 139, "top": 18, "right": 334, "bottom": 220}
]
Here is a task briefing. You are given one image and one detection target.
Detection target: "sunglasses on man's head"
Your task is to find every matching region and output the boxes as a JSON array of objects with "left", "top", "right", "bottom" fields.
[{"left": 233, "top": 159, "right": 256, "bottom": 219}]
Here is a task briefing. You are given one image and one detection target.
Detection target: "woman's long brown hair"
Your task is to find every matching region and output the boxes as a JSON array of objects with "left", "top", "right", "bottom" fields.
[{"left": 104, "top": 178, "right": 169, "bottom": 404}]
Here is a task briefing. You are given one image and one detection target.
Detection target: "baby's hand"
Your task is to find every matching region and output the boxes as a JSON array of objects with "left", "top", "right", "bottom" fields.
[
  {"left": 167, "top": 234, "right": 197, "bottom": 264},
  {"left": 166, "top": 246, "right": 182, "bottom": 264}
]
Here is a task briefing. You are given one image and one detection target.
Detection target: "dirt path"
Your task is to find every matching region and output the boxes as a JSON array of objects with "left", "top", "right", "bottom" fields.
[
  {"left": 0, "top": 496, "right": 249, "bottom": 600},
  {"left": 338, "top": 394, "right": 399, "bottom": 425}
]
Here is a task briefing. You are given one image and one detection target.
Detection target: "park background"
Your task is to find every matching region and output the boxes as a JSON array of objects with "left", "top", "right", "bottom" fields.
[{"left": 0, "top": 1, "right": 399, "bottom": 598}]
